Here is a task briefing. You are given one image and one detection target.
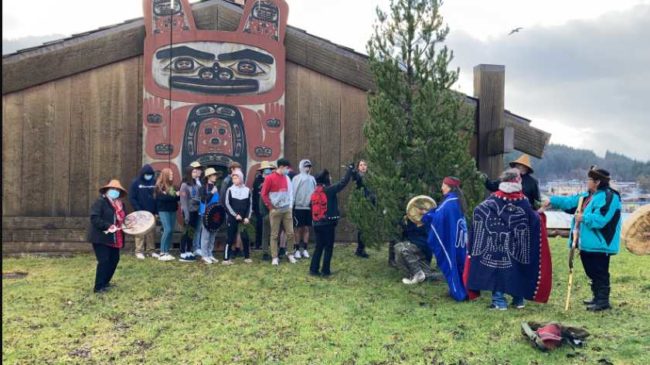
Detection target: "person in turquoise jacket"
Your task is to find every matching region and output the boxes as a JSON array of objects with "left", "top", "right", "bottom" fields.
[{"left": 542, "top": 167, "right": 622, "bottom": 311}]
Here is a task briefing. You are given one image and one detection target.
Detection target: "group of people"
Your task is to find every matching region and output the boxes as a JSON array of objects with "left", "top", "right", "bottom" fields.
[
  {"left": 388, "top": 155, "right": 621, "bottom": 312},
  {"left": 88, "top": 155, "right": 622, "bottom": 313}
]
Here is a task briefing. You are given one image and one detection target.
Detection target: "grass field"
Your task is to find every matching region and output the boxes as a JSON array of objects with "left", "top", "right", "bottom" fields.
[{"left": 3, "top": 238, "right": 649, "bottom": 364}]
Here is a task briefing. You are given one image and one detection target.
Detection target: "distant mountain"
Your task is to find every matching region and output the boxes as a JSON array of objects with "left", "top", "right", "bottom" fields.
[
  {"left": 3, "top": 34, "right": 67, "bottom": 55},
  {"left": 505, "top": 144, "right": 650, "bottom": 182}
]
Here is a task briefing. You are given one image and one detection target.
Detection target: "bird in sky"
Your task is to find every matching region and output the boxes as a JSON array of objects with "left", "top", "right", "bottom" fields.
[{"left": 508, "top": 27, "right": 523, "bottom": 36}]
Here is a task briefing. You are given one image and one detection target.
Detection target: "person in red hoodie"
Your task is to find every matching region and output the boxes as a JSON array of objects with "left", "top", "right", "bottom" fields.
[{"left": 261, "top": 158, "right": 297, "bottom": 266}]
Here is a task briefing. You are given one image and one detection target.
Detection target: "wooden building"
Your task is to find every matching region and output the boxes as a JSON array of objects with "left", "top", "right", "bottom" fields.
[{"left": 2, "top": 0, "right": 550, "bottom": 254}]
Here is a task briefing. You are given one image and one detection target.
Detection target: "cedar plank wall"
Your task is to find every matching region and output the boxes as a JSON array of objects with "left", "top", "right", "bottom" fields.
[{"left": 2, "top": 59, "right": 368, "bottom": 253}]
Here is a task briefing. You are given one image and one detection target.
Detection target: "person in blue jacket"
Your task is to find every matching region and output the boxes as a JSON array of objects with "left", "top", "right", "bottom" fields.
[
  {"left": 543, "top": 166, "right": 622, "bottom": 311},
  {"left": 128, "top": 164, "right": 157, "bottom": 259}
]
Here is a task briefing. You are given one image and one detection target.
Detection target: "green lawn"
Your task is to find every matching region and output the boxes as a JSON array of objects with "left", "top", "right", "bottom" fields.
[{"left": 3, "top": 238, "right": 649, "bottom": 364}]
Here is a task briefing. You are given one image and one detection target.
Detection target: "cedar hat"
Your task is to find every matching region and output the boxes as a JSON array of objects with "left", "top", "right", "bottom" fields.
[
  {"left": 204, "top": 167, "right": 218, "bottom": 177},
  {"left": 509, "top": 154, "right": 534, "bottom": 173},
  {"left": 99, "top": 179, "right": 127, "bottom": 197},
  {"left": 257, "top": 161, "right": 277, "bottom": 171},
  {"left": 190, "top": 160, "right": 202, "bottom": 168}
]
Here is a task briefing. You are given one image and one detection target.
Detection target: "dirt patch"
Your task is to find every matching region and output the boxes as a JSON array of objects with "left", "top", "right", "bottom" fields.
[{"left": 3, "top": 271, "right": 28, "bottom": 279}]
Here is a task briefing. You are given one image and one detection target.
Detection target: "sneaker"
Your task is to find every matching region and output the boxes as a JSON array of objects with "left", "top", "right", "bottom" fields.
[
  {"left": 244, "top": 258, "right": 253, "bottom": 264},
  {"left": 202, "top": 256, "right": 213, "bottom": 264},
  {"left": 222, "top": 260, "right": 234, "bottom": 266},
  {"left": 294, "top": 250, "right": 302, "bottom": 259},
  {"left": 151, "top": 252, "right": 160, "bottom": 258},
  {"left": 309, "top": 270, "right": 321, "bottom": 277},
  {"left": 412, "top": 271, "right": 426, "bottom": 283},
  {"left": 194, "top": 249, "right": 203, "bottom": 257},
  {"left": 302, "top": 249, "right": 310, "bottom": 258},
  {"left": 158, "top": 254, "right": 175, "bottom": 261},
  {"left": 135, "top": 253, "right": 145, "bottom": 260},
  {"left": 287, "top": 254, "right": 297, "bottom": 264},
  {"left": 272, "top": 258, "right": 279, "bottom": 266},
  {"left": 402, "top": 277, "right": 414, "bottom": 284},
  {"left": 179, "top": 254, "right": 196, "bottom": 262},
  {"left": 208, "top": 256, "right": 219, "bottom": 264},
  {"left": 487, "top": 304, "right": 507, "bottom": 311},
  {"left": 180, "top": 252, "right": 187, "bottom": 259}
]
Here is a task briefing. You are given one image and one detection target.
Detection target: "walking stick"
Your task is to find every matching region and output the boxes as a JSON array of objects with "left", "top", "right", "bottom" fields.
[{"left": 565, "top": 196, "right": 585, "bottom": 311}]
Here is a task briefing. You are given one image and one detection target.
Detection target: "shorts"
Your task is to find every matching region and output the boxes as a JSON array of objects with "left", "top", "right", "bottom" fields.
[{"left": 293, "top": 209, "right": 312, "bottom": 227}]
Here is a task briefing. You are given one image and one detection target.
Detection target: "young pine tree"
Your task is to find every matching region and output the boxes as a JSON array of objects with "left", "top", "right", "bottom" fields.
[{"left": 348, "top": 0, "right": 484, "bottom": 249}]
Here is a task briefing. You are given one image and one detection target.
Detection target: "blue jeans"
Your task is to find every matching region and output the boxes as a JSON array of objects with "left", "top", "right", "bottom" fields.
[
  {"left": 492, "top": 291, "right": 524, "bottom": 309},
  {"left": 159, "top": 211, "right": 176, "bottom": 254},
  {"left": 192, "top": 216, "right": 203, "bottom": 253}
]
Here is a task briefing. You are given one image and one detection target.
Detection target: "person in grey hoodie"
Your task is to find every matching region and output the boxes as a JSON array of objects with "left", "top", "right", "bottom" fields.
[{"left": 291, "top": 159, "right": 316, "bottom": 259}]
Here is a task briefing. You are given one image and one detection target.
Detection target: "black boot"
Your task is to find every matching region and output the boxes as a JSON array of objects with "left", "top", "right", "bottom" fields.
[{"left": 587, "top": 285, "right": 611, "bottom": 311}]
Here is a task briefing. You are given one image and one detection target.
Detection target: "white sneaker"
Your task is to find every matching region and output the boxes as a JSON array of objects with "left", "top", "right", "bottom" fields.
[
  {"left": 403, "top": 271, "right": 426, "bottom": 285},
  {"left": 272, "top": 258, "right": 279, "bottom": 266},
  {"left": 209, "top": 256, "right": 219, "bottom": 264},
  {"left": 151, "top": 252, "right": 160, "bottom": 258},
  {"left": 158, "top": 254, "right": 175, "bottom": 261},
  {"left": 202, "top": 256, "right": 213, "bottom": 264},
  {"left": 294, "top": 250, "right": 302, "bottom": 259},
  {"left": 244, "top": 258, "right": 253, "bottom": 264},
  {"left": 302, "top": 249, "right": 310, "bottom": 258},
  {"left": 135, "top": 253, "right": 145, "bottom": 260},
  {"left": 194, "top": 249, "right": 203, "bottom": 257},
  {"left": 222, "top": 260, "right": 234, "bottom": 266},
  {"left": 180, "top": 252, "right": 187, "bottom": 259},
  {"left": 287, "top": 254, "right": 297, "bottom": 264}
]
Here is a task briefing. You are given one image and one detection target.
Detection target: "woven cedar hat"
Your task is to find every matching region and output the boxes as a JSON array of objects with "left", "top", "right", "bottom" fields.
[
  {"left": 509, "top": 154, "right": 534, "bottom": 173},
  {"left": 257, "top": 161, "right": 277, "bottom": 171},
  {"left": 189, "top": 160, "right": 202, "bottom": 168},
  {"left": 99, "top": 179, "right": 127, "bottom": 197},
  {"left": 204, "top": 167, "right": 218, "bottom": 177}
]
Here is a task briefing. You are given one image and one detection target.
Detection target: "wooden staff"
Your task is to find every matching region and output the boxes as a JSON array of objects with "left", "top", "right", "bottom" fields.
[{"left": 565, "top": 196, "right": 585, "bottom": 311}]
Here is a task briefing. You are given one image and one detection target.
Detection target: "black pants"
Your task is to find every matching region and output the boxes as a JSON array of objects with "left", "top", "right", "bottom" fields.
[
  {"left": 253, "top": 210, "right": 263, "bottom": 249},
  {"left": 224, "top": 215, "right": 250, "bottom": 260},
  {"left": 181, "top": 211, "right": 199, "bottom": 254},
  {"left": 310, "top": 224, "right": 336, "bottom": 275},
  {"left": 92, "top": 243, "right": 120, "bottom": 291},
  {"left": 356, "top": 231, "right": 366, "bottom": 254},
  {"left": 580, "top": 251, "right": 611, "bottom": 303}
]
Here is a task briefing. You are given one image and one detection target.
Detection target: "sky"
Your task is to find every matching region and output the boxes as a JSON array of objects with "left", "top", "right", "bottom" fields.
[{"left": 3, "top": 0, "right": 649, "bottom": 161}]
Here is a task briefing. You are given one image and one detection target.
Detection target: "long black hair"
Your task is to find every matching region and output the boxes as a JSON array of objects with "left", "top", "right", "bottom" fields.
[
  {"left": 449, "top": 186, "right": 468, "bottom": 216},
  {"left": 182, "top": 166, "right": 196, "bottom": 186}
]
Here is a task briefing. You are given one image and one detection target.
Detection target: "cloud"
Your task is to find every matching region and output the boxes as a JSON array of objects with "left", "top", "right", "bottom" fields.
[{"left": 446, "top": 4, "right": 650, "bottom": 161}]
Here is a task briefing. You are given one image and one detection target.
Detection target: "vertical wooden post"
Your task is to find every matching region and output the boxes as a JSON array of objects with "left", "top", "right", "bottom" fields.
[{"left": 474, "top": 64, "right": 505, "bottom": 179}]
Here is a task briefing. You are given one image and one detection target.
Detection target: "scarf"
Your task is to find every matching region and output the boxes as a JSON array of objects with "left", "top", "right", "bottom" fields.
[{"left": 107, "top": 197, "right": 126, "bottom": 249}]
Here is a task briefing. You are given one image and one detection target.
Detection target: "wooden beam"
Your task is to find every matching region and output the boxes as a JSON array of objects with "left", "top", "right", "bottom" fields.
[
  {"left": 487, "top": 126, "right": 514, "bottom": 156},
  {"left": 474, "top": 64, "right": 505, "bottom": 179},
  {"left": 506, "top": 119, "right": 551, "bottom": 158},
  {"left": 2, "top": 0, "right": 373, "bottom": 95}
]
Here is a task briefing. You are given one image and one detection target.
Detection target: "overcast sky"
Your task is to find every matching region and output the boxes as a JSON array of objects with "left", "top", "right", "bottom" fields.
[{"left": 3, "top": 0, "right": 649, "bottom": 161}]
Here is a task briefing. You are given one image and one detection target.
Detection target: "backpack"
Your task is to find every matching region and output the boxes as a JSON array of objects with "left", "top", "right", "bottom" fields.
[{"left": 311, "top": 186, "right": 328, "bottom": 222}]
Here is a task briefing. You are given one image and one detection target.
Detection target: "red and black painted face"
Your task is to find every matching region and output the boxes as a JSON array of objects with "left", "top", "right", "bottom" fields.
[
  {"left": 196, "top": 119, "right": 233, "bottom": 156},
  {"left": 154, "top": 44, "right": 276, "bottom": 95}
]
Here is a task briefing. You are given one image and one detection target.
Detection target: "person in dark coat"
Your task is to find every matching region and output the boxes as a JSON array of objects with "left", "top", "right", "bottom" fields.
[
  {"left": 353, "top": 160, "right": 374, "bottom": 258},
  {"left": 87, "top": 179, "right": 129, "bottom": 293},
  {"left": 485, "top": 154, "right": 540, "bottom": 208},
  {"left": 128, "top": 164, "right": 157, "bottom": 259},
  {"left": 309, "top": 165, "right": 355, "bottom": 277}
]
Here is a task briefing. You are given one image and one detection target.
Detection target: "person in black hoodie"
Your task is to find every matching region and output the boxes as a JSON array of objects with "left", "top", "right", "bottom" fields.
[
  {"left": 128, "top": 164, "right": 157, "bottom": 259},
  {"left": 309, "top": 165, "right": 355, "bottom": 277},
  {"left": 87, "top": 179, "right": 129, "bottom": 293},
  {"left": 353, "top": 160, "right": 374, "bottom": 258}
]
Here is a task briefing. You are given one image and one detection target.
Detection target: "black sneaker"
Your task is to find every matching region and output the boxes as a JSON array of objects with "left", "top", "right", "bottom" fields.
[
  {"left": 179, "top": 254, "right": 196, "bottom": 262},
  {"left": 586, "top": 302, "right": 611, "bottom": 311},
  {"left": 309, "top": 271, "right": 321, "bottom": 277},
  {"left": 355, "top": 251, "right": 370, "bottom": 258},
  {"left": 582, "top": 298, "right": 596, "bottom": 305},
  {"left": 487, "top": 304, "right": 507, "bottom": 311}
]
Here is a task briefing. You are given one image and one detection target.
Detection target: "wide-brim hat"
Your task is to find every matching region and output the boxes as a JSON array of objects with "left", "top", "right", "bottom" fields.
[
  {"left": 189, "top": 160, "right": 202, "bottom": 168},
  {"left": 257, "top": 161, "right": 277, "bottom": 171},
  {"left": 99, "top": 179, "right": 127, "bottom": 197},
  {"left": 204, "top": 167, "right": 218, "bottom": 177},
  {"left": 509, "top": 154, "right": 534, "bottom": 173}
]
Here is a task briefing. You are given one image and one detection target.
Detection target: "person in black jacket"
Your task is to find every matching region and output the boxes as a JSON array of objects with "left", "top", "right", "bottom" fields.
[
  {"left": 87, "top": 179, "right": 129, "bottom": 293},
  {"left": 128, "top": 164, "right": 157, "bottom": 259},
  {"left": 353, "top": 160, "right": 374, "bottom": 258},
  {"left": 309, "top": 165, "right": 355, "bottom": 277},
  {"left": 485, "top": 154, "right": 540, "bottom": 207}
]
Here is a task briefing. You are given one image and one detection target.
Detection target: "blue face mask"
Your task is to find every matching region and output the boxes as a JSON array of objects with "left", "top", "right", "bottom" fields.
[
  {"left": 106, "top": 189, "right": 120, "bottom": 200},
  {"left": 283, "top": 169, "right": 290, "bottom": 176},
  {"left": 144, "top": 174, "right": 153, "bottom": 181},
  {"left": 263, "top": 169, "right": 272, "bottom": 176}
]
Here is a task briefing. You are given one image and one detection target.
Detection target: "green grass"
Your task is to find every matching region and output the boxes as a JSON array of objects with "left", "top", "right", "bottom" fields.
[{"left": 3, "top": 238, "right": 650, "bottom": 364}]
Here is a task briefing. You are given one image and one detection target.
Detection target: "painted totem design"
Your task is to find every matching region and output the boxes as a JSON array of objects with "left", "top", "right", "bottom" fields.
[{"left": 143, "top": 0, "right": 288, "bottom": 186}]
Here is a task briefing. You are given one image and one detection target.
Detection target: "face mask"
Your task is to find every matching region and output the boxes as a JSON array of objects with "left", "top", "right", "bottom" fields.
[
  {"left": 263, "top": 169, "right": 272, "bottom": 177},
  {"left": 144, "top": 174, "right": 153, "bottom": 181},
  {"left": 283, "top": 169, "right": 290, "bottom": 176},
  {"left": 106, "top": 189, "right": 120, "bottom": 200}
]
